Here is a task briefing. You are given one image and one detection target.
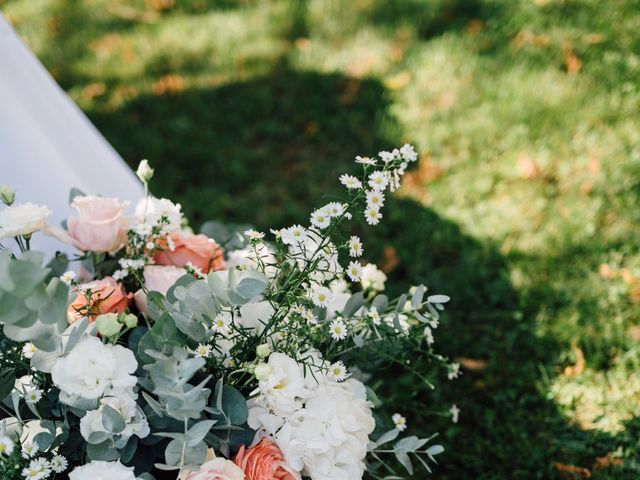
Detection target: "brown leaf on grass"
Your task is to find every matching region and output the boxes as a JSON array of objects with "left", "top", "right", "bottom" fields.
[
  {"left": 146, "top": 0, "right": 175, "bottom": 12},
  {"left": 294, "top": 38, "right": 312, "bottom": 52},
  {"left": 553, "top": 462, "right": 591, "bottom": 479},
  {"left": 457, "top": 357, "right": 488, "bottom": 372},
  {"left": 587, "top": 156, "right": 600, "bottom": 177},
  {"left": 629, "top": 284, "right": 640, "bottom": 304},
  {"left": 512, "top": 30, "right": 551, "bottom": 48},
  {"left": 465, "top": 19, "right": 484, "bottom": 36},
  {"left": 628, "top": 325, "right": 640, "bottom": 341},
  {"left": 563, "top": 340, "right": 585, "bottom": 377},
  {"left": 304, "top": 121, "right": 319, "bottom": 137},
  {"left": 384, "top": 71, "right": 411, "bottom": 91},
  {"left": 593, "top": 452, "right": 623, "bottom": 471},
  {"left": 563, "top": 44, "right": 582, "bottom": 74},
  {"left": 399, "top": 153, "right": 443, "bottom": 204},
  {"left": 619, "top": 268, "right": 634, "bottom": 284},
  {"left": 598, "top": 263, "right": 615, "bottom": 279},
  {"left": 583, "top": 33, "right": 606, "bottom": 45},
  {"left": 517, "top": 155, "right": 541, "bottom": 179},
  {"left": 380, "top": 245, "right": 400, "bottom": 274},
  {"left": 152, "top": 74, "right": 184, "bottom": 96},
  {"left": 81, "top": 82, "right": 106, "bottom": 101},
  {"left": 90, "top": 33, "right": 121, "bottom": 56},
  {"left": 579, "top": 180, "right": 594, "bottom": 195},
  {"left": 340, "top": 78, "right": 361, "bottom": 106}
]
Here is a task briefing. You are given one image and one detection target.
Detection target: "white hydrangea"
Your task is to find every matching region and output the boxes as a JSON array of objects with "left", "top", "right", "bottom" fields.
[
  {"left": 135, "top": 196, "right": 182, "bottom": 231},
  {"left": 254, "top": 353, "right": 307, "bottom": 416},
  {"left": 69, "top": 461, "right": 136, "bottom": 480},
  {"left": 248, "top": 352, "right": 375, "bottom": 480},
  {"left": 360, "top": 263, "right": 387, "bottom": 291},
  {"left": 51, "top": 337, "right": 138, "bottom": 403},
  {"left": 0, "top": 202, "right": 51, "bottom": 239},
  {"left": 79, "top": 389, "right": 150, "bottom": 448}
]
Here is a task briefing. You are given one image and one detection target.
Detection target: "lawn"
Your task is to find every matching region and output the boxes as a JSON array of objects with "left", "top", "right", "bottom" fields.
[{"left": 3, "top": 0, "right": 640, "bottom": 478}]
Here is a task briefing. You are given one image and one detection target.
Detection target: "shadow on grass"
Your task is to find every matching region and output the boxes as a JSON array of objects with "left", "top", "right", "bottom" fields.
[{"left": 83, "top": 67, "right": 631, "bottom": 478}]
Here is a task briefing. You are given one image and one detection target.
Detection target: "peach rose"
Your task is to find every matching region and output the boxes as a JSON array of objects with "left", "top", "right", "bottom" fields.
[
  {"left": 67, "top": 277, "right": 132, "bottom": 323},
  {"left": 155, "top": 231, "right": 225, "bottom": 273},
  {"left": 67, "top": 195, "right": 129, "bottom": 253},
  {"left": 233, "top": 439, "right": 299, "bottom": 480},
  {"left": 179, "top": 457, "right": 244, "bottom": 480},
  {"left": 134, "top": 265, "right": 186, "bottom": 316}
]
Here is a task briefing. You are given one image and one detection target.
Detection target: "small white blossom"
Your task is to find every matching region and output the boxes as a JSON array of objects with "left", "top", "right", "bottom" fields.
[
  {"left": 448, "top": 362, "right": 461, "bottom": 380},
  {"left": 348, "top": 236, "right": 363, "bottom": 257},
  {"left": 449, "top": 404, "right": 460, "bottom": 423},
  {"left": 112, "top": 269, "right": 128, "bottom": 281},
  {"left": 367, "top": 171, "right": 389, "bottom": 191},
  {"left": 185, "top": 261, "right": 205, "bottom": 278},
  {"left": 361, "top": 264, "right": 387, "bottom": 291},
  {"left": 329, "top": 361, "right": 348, "bottom": 382},
  {"left": 281, "top": 225, "right": 308, "bottom": 245},
  {"left": 310, "top": 209, "right": 331, "bottom": 229},
  {"left": 60, "top": 270, "right": 77, "bottom": 286},
  {"left": 355, "top": 155, "right": 377, "bottom": 166},
  {"left": 50, "top": 455, "right": 68, "bottom": 473},
  {"left": 369, "top": 306, "right": 381, "bottom": 326},
  {"left": 194, "top": 344, "right": 213, "bottom": 358},
  {"left": 145, "top": 241, "right": 155, "bottom": 250},
  {"left": 22, "top": 342, "right": 37, "bottom": 359},
  {"left": 329, "top": 318, "right": 348, "bottom": 341},
  {"left": 136, "top": 159, "right": 154, "bottom": 183},
  {"left": 0, "top": 434, "right": 14, "bottom": 456},
  {"left": 392, "top": 413, "right": 407, "bottom": 431},
  {"left": 244, "top": 229, "right": 265, "bottom": 240},
  {"left": 325, "top": 202, "right": 346, "bottom": 218},
  {"left": 21, "top": 441, "right": 38, "bottom": 458},
  {"left": 21, "top": 457, "right": 51, "bottom": 480},
  {"left": 212, "top": 313, "right": 231, "bottom": 334},
  {"left": 346, "top": 261, "right": 363, "bottom": 282},
  {"left": 339, "top": 174, "right": 362, "bottom": 189},
  {"left": 365, "top": 190, "right": 385, "bottom": 209},
  {"left": 424, "top": 326, "right": 434, "bottom": 345},
  {"left": 311, "top": 286, "right": 332, "bottom": 308},
  {"left": 299, "top": 306, "right": 317, "bottom": 325},
  {"left": 24, "top": 387, "right": 43, "bottom": 405},
  {"left": 364, "top": 207, "right": 382, "bottom": 226},
  {"left": 379, "top": 150, "right": 397, "bottom": 163},
  {"left": 400, "top": 143, "right": 418, "bottom": 162}
]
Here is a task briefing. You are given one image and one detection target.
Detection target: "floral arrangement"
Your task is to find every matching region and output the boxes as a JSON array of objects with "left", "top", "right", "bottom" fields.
[{"left": 0, "top": 147, "right": 459, "bottom": 480}]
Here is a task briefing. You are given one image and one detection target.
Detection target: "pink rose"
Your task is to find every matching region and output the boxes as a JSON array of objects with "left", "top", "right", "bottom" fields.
[
  {"left": 179, "top": 457, "right": 245, "bottom": 480},
  {"left": 134, "top": 265, "right": 186, "bottom": 316},
  {"left": 67, "top": 277, "right": 132, "bottom": 323},
  {"left": 155, "top": 231, "right": 225, "bottom": 273},
  {"left": 66, "top": 195, "right": 129, "bottom": 253},
  {"left": 233, "top": 439, "right": 299, "bottom": 480}
]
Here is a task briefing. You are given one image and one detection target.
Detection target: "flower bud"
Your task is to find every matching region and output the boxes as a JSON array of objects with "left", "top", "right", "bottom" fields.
[
  {"left": 256, "top": 344, "right": 271, "bottom": 358},
  {"left": 95, "top": 313, "right": 123, "bottom": 337},
  {"left": 254, "top": 363, "right": 272, "bottom": 381},
  {"left": 0, "top": 185, "right": 15, "bottom": 206},
  {"left": 136, "top": 159, "right": 154, "bottom": 183},
  {"left": 122, "top": 313, "right": 138, "bottom": 329}
]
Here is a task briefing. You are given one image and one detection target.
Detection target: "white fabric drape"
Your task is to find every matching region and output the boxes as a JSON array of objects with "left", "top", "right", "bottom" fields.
[{"left": 0, "top": 14, "right": 143, "bottom": 258}]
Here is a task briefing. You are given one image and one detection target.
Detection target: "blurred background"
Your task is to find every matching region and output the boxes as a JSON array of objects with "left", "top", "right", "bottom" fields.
[{"left": 3, "top": 0, "right": 640, "bottom": 477}]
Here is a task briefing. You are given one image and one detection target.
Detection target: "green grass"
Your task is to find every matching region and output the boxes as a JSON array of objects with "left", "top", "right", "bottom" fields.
[{"left": 3, "top": 0, "right": 640, "bottom": 477}]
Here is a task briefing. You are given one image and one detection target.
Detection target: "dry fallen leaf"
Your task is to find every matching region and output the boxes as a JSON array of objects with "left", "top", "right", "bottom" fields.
[
  {"left": 598, "top": 263, "right": 615, "bottom": 279},
  {"left": 512, "top": 30, "right": 551, "bottom": 48},
  {"left": 380, "top": 245, "right": 400, "bottom": 274},
  {"left": 465, "top": 19, "right": 484, "bottom": 36},
  {"left": 340, "top": 78, "right": 361, "bottom": 106},
  {"left": 563, "top": 340, "right": 585, "bottom": 377},
  {"left": 304, "top": 121, "right": 319, "bottom": 137},
  {"left": 583, "top": 33, "right": 606, "bottom": 45},
  {"left": 628, "top": 325, "right": 640, "bottom": 341},
  {"left": 553, "top": 462, "right": 591, "bottom": 479},
  {"left": 152, "top": 74, "right": 184, "bottom": 96},
  {"left": 563, "top": 44, "right": 582, "bottom": 74},
  {"left": 81, "top": 82, "right": 106, "bottom": 101},
  {"left": 593, "top": 452, "right": 623, "bottom": 471},
  {"left": 384, "top": 71, "right": 411, "bottom": 91},
  {"left": 457, "top": 357, "right": 488, "bottom": 372},
  {"left": 517, "top": 155, "right": 541, "bottom": 179},
  {"left": 294, "top": 38, "right": 312, "bottom": 52},
  {"left": 146, "top": 0, "right": 175, "bottom": 12}
]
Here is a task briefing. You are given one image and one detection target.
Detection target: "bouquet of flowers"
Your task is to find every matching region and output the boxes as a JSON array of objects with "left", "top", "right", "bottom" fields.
[{"left": 0, "top": 146, "right": 459, "bottom": 480}]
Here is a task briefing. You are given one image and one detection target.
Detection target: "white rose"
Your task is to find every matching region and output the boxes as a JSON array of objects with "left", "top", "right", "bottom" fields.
[
  {"left": 0, "top": 202, "right": 51, "bottom": 239},
  {"left": 135, "top": 196, "right": 182, "bottom": 231},
  {"left": 51, "top": 336, "right": 137, "bottom": 402},
  {"left": 360, "top": 263, "right": 386, "bottom": 291},
  {"left": 69, "top": 460, "right": 136, "bottom": 480}
]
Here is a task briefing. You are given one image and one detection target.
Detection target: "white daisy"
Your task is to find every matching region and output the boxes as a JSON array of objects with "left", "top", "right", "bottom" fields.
[
  {"left": 21, "top": 441, "right": 38, "bottom": 458},
  {"left": 329, "top": 361, "right": 348, "bottom": 382},
  {"left": 49, "top": 455, "right": 68, "bottom": 473},
  {"left": 329, "top": 318, "right": 348, "bottom": 341},
  {"left": 346, "top": 261, "right": 363, "bottom": 282},
  {"left": 0, "top": 434, "right": 14, "bottom": 456},
  {"left": 348, "top": 236, "right": 363, "bottom": 257},
  {"left": 400, "top": 143, "right": 418, "bottom": 162},
  {"left": 364, "top": 207, "right": 382, "bottom": 225},
  {"left": 368, "top": 171, "right": 389, "bottom": 191},
  {"left": 59, "top": 270, "right": 76, "bottom": 286},
  {"left": 21, "top": 457, "right": 51, "bottom": 480},
  {"left": 449, "top": 404, "right": 460, "bottom": 424},
  {"left": 366, "top": 190, "right": 385, "bottom": 209},
  {"left": 311, "top": 286, "right": 332, "bottom": 308},
  {"left": 22, "top": 342, "right": 37, "bottom": 359},
  {"left": 392, "top": 413, "right": 407, "bottom": 431},
  {"left": 244, "top": 229, "right": 265, "bottom": 240},
  {"left": 212, "top": 313, "right": 231, "bottom": 334},
  {"left": 310, "top": 209, "right": 331, "bottom": 229},
  {"left": 195, "top": 344, "right": 213, "bottom": 358},
  {"left": 339, "top": 174, "right": 362, "bottom": 189},
  {"left": 281, "top": 225, "right": 307, "bottom": 245},
  {"left": 355, "top": 155, "right": 377, "bottom": 166},
  {"left": 24, "top": 387, "right": 43, "bottom": 405},
  {"left": 325, "top": 202, "right": 346, "bottom": 218},
  {"left": 369, "top": 306, "right": 381, "bottom": 326},
  {"left": 299, "top": 306, "right": 317, "bottom": 325},
  {"left": 379, "top": 150, "right": 397, "bottom": 163}
]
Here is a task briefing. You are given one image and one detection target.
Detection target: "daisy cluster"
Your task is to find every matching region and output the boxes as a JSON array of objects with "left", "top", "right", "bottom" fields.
[{"left": 0, "top": 147, "right": 459, "bottom": 480}]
